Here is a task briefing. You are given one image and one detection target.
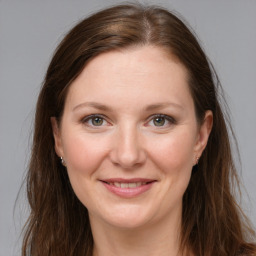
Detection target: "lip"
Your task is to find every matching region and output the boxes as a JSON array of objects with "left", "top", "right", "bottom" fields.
[
  {"left": 102, "top": 178, "right": 155, "bottom": 183},
  {"left": 99, "top": 178, "right": 157, "bottom": 198}
]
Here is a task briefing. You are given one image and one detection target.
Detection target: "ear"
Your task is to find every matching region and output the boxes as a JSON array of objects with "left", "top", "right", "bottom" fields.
[
  {"left": 193, "top": 110, "right": 213, "bottom": 164},
  {"left": 51, "top": 117, "right": 64, "bottom": 157}
]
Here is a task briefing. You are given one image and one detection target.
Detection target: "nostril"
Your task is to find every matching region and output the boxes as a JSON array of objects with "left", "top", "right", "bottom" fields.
[{"left": 108, "top": 133, "right": 147, "bottom": 168}]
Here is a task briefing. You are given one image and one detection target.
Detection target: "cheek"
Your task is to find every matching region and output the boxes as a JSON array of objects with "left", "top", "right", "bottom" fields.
[
  {"left": 62, "top": 132, "right": 109, "bottom": 176},
  {"left": 149, "top": 130, "right": 195, "bottom": 173},
  {"left": 62, "top": 132, "right": 111, "bottom": 208}
]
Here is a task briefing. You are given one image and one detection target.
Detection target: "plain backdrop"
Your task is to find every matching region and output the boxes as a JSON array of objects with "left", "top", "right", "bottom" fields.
[{"left": 0, "top": 0, "right": 255, "bottom": 255}]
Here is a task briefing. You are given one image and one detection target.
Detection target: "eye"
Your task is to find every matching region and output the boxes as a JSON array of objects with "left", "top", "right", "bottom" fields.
[
  {"left": 147, "top": 114, "right": 176, "bottom": 128},
  {"left": 82, "top": 114, "right": 109, "bottom": 127}
]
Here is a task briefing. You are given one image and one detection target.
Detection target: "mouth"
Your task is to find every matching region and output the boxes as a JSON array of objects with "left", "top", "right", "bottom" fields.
[
  {"left": 99, "top": 178, "right": 157, "bottom": 198},
  {"left": 102, "top": 180, "right": 154, "bottom": 188}
]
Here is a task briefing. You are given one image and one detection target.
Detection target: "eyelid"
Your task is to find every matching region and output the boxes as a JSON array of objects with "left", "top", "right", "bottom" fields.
[
  {"left": 146, "top": 114, "right": 176, "bottom": 127},
  {"left": 81, "top": 114, "right": 111, "bottom": 127},
  {"left": 80, "top": 113, "right": 176, "bottom": 128}
]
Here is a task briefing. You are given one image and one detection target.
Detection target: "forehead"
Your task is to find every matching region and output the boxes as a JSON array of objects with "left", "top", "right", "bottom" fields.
[
  {"left": 65, "top": 46, "right": 193, "bottom": 112},
  {"left": 82, "top": 46, "right": 186, "bottom": 81}
]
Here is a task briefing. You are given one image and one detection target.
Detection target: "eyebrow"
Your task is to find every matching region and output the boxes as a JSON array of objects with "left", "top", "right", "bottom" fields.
[
  {"left": 72, "top": 101, "right": 184, "bottom": 112},
  {"left": 144, "top": 102, "right": 184, "bottom": 111},
  {"left": 73, "top": 102, "right": 112, "bottom": 112}
]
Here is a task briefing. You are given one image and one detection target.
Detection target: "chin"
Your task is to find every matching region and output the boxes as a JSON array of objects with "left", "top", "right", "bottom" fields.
[
  {"left": 105, "top": 216, "right": 152, "bottom": 230},
  {"left": 92, "top": 204, "right": 156, "bottom": 230}
]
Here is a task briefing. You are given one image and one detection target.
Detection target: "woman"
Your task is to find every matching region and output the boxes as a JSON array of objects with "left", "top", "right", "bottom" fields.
[{"left": 22, "top": 3, "right": 256, "bottom": 256}]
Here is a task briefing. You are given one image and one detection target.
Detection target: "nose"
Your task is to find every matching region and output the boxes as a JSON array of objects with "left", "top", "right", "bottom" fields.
[{"left": 109, "top": 124, "right": 147, "bottom": 169}]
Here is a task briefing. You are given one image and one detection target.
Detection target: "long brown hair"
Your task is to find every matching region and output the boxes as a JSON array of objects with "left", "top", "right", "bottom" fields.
[{"left": 22, "top": 3, "right": 256, "bottom": 256}]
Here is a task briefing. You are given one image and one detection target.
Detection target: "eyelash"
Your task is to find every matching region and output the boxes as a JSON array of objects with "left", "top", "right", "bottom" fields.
[
  {"left": 147, "top": 114, "right": 176, "bottom": 128},
  {"left": 81, "top": 114, "right": 176, "bottom": 128},
  {"left": 81, "top": 114, "right": 109, "bottom": 127}
]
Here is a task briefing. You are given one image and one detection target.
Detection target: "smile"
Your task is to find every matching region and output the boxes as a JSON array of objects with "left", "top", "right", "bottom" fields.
[
  {"left": 105, "top": 181, "right": 149, "bottom": 188},
  {"left": 100, "top": 179, "right": 156, "bottom": 198}
]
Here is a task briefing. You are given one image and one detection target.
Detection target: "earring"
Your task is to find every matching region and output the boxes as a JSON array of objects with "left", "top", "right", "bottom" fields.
[
  {"left": 196, "top": 156, "right": 200, "bottom": 165},
  {"left": 60, "top": 157, "right": 66, "bottom": 167}
]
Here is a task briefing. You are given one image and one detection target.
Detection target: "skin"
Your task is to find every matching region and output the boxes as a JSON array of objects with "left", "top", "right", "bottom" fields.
[{"left": 52, "top": 46, "right": 212, "bottom": 256}]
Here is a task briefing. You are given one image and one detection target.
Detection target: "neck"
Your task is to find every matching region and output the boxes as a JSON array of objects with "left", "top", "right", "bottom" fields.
[{"left": 90, "top": 209, "right": 186, "bottom": 256}]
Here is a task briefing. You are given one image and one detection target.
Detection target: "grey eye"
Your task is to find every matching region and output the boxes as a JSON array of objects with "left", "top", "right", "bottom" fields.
[
  {"left": 82, "top": 115, "right": 108, "bottom": 127},
  {"left": 153, "top": 117, "right": 166, "bottom": 126},
  {"left": 91, "top": 117, "right": 104, "bottom": 126}
]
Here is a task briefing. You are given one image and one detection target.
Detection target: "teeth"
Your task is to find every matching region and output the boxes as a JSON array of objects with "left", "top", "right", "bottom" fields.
[
  {"left": 120, "top": 183, "right": 128, "bottom": 188},
  {"left": 114, "top": 182, "right": 121, "bottom": 187},
  {"left": 108, "top": 182, "right": 148, "bottom": 188},
  {"left": 128, "top": 183, "right": 137, "bottom": 188}
]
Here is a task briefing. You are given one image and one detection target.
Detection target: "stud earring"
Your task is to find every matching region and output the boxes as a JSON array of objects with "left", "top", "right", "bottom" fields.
[
  {"left": 196, "top": 156, "right": 200, "bottom": 165},
  {"left": 60, "top": 157, "right": 66, "bottom": 167}
]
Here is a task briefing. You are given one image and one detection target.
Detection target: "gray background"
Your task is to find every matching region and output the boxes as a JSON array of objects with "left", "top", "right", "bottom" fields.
[{"left": 0, "top": 0, "right": 255, "bottom": 255}]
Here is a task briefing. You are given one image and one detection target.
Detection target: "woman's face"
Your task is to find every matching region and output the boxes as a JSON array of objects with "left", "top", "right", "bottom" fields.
[{"left": 52, "top": 46, "right": 212, "bottom": 230}]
